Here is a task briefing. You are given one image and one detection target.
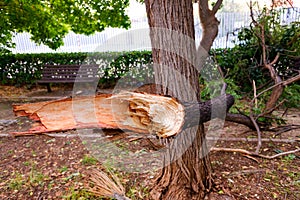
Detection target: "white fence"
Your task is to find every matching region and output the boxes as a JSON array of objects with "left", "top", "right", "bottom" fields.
[{"left": 11, "top": 8, "right": 300, "bottom": 54}]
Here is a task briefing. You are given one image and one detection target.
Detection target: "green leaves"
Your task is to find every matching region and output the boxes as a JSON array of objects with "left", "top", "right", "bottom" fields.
[
  {"left": 0, "top": 0, "right": 130, "bottom": 51},
  {"left": 209, "top": 7, "right": 300, "bottom": 120}
]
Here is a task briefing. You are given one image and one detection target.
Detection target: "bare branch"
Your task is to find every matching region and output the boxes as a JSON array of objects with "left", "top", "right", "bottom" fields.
[
  {"left": 261, "top": 26, "right": 268, "bottom": 67},
  {"left": 212, "top": 0, "right": 223, "bottom": 14},
  {"left": 257, "top": 100, "right": 286, "bottom": 119},
  {"left": 249, "top": 111, "right": 262, "bottom": 154},
  {"left": 211, "top": 147, "right": 300, "bottom": 159},
  {"left": 283, "top": 73, "right": 300, "bottom": 86},
  {"left": 253, "top": 72, "right": 300, "bottom": 101},
  {"left": 249, "top": 1, "right": 259, "bottom": 26},
  {"left": 270, "top": 53, "right": 280, "bottom": 66},
  {"left": 250, "top": 79, "right": 262, "bottom": 153},
  {"left": 253, "top": 80, "right": 258, "bottom": 109},
  {"left": 274, "top": 125, "right": 300, "bottom": 136},
  {"left": 221, "top": 83, "right": 227, "bottom": 95}
]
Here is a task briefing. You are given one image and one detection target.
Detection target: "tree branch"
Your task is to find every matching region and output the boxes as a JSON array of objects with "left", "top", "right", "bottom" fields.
[
  {"left": 257, "top": 100, "right": 286, "bottom": 119},
  {"left": 249, "top": 1, "right": 259, "bottom": 26},
  {"left": 183, "top": 94, "right": 234, "bottom": 129},
  {"left": 198, "top": 0, "right": 209, "bottom": 19},
  {"left": 283, "top": 73, "right": 300, "bottom": 86},
  {"left": 270, "top": 53, "right": 280, "bottom": 66},
  {"left": 198, "top": 0, "right": 220, "bottom": 51},
  {"left": 249, "top": 113, "right": 262, "bottom": 154},
  {"left": 225, "top": 113, "right": 256, "bottom": 130},
  {"left": 212, "top": 0, "right": 223, "bottom": 14},
  {"left": 252, "top": 72, "right": 300, "bottom": 101},
  {"left": 211, "top": 147, "right": 300, "bottom": 159}
]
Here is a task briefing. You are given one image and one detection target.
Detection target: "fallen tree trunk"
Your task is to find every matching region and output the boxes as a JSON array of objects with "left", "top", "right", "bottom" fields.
[{"left": 12, "top": 92, "right": 234, "bottom": 137}]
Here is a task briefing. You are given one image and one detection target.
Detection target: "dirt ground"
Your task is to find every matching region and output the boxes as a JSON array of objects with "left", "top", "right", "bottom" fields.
[{"left": 0, "top": 85, "right": 299, "bottom": 200}]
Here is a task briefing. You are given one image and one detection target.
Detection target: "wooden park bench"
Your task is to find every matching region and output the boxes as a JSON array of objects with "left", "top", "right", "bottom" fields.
[{"left": 37, "top": 64, "right": 99, "bottom": 92}]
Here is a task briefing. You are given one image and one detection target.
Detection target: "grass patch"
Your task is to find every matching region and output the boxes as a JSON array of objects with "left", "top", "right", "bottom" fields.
[
  {"left": 8, "top": 172, "right": 24, "bottom": 191},
  {"left": 127, "top": 185, "right": 149, "bottom": 200},
  {"left": 81, "top": 155, "right": 98, "bottom": 166},
  {"left": 29, "top": 168, "right": 47, "bottom": 187},
  {"left": 60, "top": 166, "right": 69, "bottom": 173},
  {"left": 62, "top": 187, "right": 99, "bottom": 200}
]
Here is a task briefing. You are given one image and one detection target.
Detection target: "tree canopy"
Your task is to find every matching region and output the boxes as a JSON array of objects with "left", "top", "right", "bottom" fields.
[{"left": 0, "top": 0, "right": 130, "bottom": 50}]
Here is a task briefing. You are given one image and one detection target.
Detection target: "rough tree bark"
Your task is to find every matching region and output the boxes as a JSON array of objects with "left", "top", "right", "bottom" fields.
[{"left": 144, "top": 0, "right": 223, "bottom": 199}]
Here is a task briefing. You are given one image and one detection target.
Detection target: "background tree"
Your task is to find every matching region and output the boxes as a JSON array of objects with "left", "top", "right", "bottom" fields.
[
  {"left": 211, "top": 0, "right": 300, "bottom": 155},
  {"left": 214, "top": 1, "right": 300, "bottom": 113},
  {"left": 0, "top": 0, "right": 130, "bottom": 51}
]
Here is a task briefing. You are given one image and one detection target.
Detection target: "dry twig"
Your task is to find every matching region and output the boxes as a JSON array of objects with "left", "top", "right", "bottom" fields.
[
  {"left": 250, "top": 79, "right": 262, "bottom": 153},
  {"left": 87, "top": 169, "right": 131, "bottom": 200},
  {"left": 211, "top": 147, "right": 300, "bottom": 160},
  {"left": 273, "top": 125, "right": 300, "bottom": 136}
]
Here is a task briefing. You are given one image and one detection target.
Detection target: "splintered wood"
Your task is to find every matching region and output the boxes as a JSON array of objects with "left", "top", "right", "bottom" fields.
[{"left": 12, "top": 92, "right": 185, "bottom": 138}]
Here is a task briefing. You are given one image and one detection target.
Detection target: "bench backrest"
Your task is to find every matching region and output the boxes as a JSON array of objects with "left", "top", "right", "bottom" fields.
[{"left": 39, "top": 64, "right": 99, "bottom": 83}]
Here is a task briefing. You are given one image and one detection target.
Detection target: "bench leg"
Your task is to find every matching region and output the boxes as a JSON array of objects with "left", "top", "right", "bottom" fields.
[{"left": 46, "top": 83, "right": 52, "bottom": 93}]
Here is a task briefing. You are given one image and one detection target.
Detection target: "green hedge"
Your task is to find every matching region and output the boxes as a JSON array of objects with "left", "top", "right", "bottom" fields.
[{"left": 0, "top": 51, "right": 153, "bottom": 86}]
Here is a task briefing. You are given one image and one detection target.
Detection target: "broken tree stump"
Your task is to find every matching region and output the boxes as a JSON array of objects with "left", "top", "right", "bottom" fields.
[{"left": 11, "top": 92, "right": 234, "bottom": 137}]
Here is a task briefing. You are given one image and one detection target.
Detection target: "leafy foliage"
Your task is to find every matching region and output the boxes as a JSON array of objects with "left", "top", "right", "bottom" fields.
[
  {"left": 0, "top": 0, "right": 130, "bottom": 50},
  {"left": 212, "top": 8, "right": 300, "bottom": 108},
  {"left": 280, "top": 83, "right": 300, "bottom": 108}
]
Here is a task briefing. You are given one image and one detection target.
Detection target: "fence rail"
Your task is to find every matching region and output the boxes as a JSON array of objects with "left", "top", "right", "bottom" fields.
[{"left": 10, "top": 8, "right": 300, "bottom": 54}]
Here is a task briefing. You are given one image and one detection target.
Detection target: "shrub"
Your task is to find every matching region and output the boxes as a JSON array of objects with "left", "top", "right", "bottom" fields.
[
  {"left": 0, "top": 51, "right": 153, "bottom": 86},
  {"left": 211, "top": 8, "right": 300, "bottom": 108}
]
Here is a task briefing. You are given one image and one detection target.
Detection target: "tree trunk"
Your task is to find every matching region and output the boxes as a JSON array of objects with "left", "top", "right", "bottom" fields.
[{"left": 145, "top": 0, "right": 212, "bottom": 199}]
